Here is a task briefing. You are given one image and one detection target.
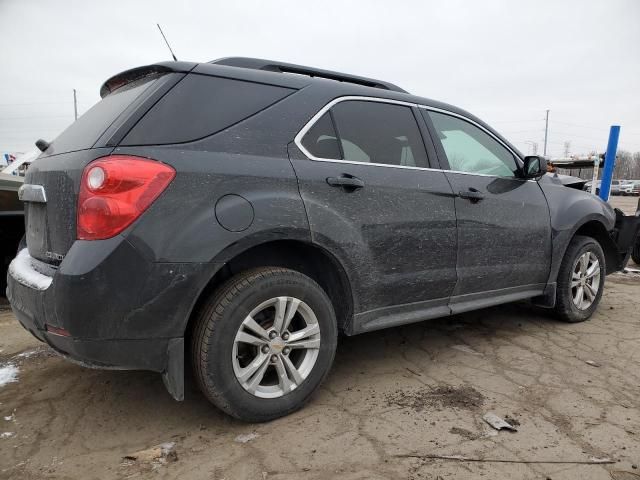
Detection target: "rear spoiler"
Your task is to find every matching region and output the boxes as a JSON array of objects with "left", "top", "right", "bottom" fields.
[{"left": 99, "top": 61, "right": 197, "bottom": 98}]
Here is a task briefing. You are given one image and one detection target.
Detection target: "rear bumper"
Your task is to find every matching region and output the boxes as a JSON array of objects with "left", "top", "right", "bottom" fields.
[
  {"left": 8, "top": 289, "right": 173, "bottom": 372},
  {"left": 6, "top": 236, "right": 218, "bottom": 396}
]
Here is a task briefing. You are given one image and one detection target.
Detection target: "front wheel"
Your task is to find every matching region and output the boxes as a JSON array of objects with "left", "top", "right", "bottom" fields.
[
  {"left": 191, "top": 267, "right": 337, "bottom": 422},
  {"left": 554, "top": 236, "right": 606, "bottom": 322}
]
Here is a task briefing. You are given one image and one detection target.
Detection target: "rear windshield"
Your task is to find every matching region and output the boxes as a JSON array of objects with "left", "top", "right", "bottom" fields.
[
  {"left": 120, "top": 74, "right": 295, "bottom": 145},
  {"left": 48, "top": 75, "right": 160, "bottom": 154}
]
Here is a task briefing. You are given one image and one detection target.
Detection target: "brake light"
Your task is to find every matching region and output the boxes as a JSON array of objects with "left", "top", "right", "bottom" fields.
[{"left": 77, "top": 155, "right": 175, "bottom": 240}]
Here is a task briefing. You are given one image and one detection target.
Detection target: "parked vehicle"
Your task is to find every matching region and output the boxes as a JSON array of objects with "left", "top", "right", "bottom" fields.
[
  {"left": 7, "top": 58, "right": 640, "bottom": 421},
  {"left": 621, "top": 180, "right": 640, "bottom": 196},
  {"left": 0, "top": 171, "right": 24, "bottom": 295},
  {"left": 610, "top": 179, "right": 624, "bottom": 195},
  {"left": 583, "top": 180, "right": 601, "bottom": 194}
]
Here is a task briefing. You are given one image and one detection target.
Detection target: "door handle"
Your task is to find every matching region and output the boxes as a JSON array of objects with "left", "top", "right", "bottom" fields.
[
  {"left": 326, "top": 175, "right": 365, "bottom": 190},
  {"left": 458, "top": 188, "right": 485, "bottom": 203}
]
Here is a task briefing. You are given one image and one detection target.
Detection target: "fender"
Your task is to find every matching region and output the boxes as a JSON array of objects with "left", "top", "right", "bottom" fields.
[{"left": 538, "top": 175, "right": 616, "bottom": 286}]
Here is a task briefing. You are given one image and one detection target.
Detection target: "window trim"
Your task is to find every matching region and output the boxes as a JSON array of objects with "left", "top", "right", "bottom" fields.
[{"left": 294, "top": 95, "right": 526, "bottom": 178}]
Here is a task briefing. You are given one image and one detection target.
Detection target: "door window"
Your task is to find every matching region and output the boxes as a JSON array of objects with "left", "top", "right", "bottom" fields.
[
  {"left": 427, "top": 111, "right": 518, "bottom": 177},
  {"left": 300, "top": 112, "right": 342, "bottom": 159},
  {"left": 301, "top": 100, "right": 429, "bottom": 168}
]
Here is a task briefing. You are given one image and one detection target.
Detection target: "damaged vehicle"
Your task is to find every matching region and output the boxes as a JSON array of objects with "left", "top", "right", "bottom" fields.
[{"left": 6, "top": 57, "right": 640, "bottom": 422}]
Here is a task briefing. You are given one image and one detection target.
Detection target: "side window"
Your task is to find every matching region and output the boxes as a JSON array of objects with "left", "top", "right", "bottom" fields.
[
  {"left": 300, "top": 112, "right": 341, "bottom": 159},
  {"left": 427, "top": 111, "right": 518, "bottom": 177},
  {"left": 331, "top": 101, "right": 428, "bottom": 168},
  {"left": 122, "top": 75, "right": 294, "bottom": 145}
]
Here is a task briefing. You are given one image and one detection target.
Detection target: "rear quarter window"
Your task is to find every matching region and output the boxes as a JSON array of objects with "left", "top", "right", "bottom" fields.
[
  {"left": 121, "top": 74, "right": 295, "bottom": 145},
  {"left": 49, "top": 75, "right": 159, "bottom": 154}
]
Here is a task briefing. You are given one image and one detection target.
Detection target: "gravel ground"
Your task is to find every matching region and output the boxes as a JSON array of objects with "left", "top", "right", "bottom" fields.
[{"left": 0, "top": 196, "right": 638, "bottom": 480}]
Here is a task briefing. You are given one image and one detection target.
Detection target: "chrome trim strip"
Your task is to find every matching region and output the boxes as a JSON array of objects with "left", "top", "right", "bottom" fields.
[
  {"left": 293, "top": 95, "right": 528, "bottom": 180},
  {"left": 18, "top": 184, "right": 47, "bottom": 203}
]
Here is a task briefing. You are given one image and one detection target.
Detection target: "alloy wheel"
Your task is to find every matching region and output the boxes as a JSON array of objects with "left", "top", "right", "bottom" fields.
[
  {"left": 571, "top": 251, "right": 601, "bottom": 310},
  {"left": 232, "top": 296, "right": 321, "bottom": 398}
]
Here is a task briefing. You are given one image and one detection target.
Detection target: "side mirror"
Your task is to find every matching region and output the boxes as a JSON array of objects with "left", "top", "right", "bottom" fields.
[{"left": 522, "top": 155, "right": 547, "bottom": 179}]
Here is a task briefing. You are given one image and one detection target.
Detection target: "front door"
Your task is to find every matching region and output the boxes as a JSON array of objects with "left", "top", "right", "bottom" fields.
[
  {"left": 422, "top": 109, "right": 552, "bottom": 312},
  {"left": 290, "top": 98, "right": 458, "bottom": 332}
]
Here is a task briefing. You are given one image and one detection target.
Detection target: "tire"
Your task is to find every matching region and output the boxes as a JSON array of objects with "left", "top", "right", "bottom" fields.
[
  {"left": 554, "top": 235, "right": 606, "bottom": 322},
  {"left": 191, "top": 267, "right": 337, "bottom": 422},
  {"left": 632, "top": 238, "right": 640, "bottom": 265}
]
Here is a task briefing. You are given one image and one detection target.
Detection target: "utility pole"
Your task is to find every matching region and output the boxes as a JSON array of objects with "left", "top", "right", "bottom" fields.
[
  {"left": 543, "top": 109, "right": 549, "bottom": 156},
  {"left": 73, "top": 89, "right": 78, "bottom": 120}
]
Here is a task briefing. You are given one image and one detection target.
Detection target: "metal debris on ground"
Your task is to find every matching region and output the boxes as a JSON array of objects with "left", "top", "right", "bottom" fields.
[
  {"left": 123, "top": 442, "right": 177, "bottom": 465},
  {"left": 234, "top": 433, "right": 259, "bottom": 444},
  {"left": 483, "top": 412, "right": 518, "bottom": 431}
]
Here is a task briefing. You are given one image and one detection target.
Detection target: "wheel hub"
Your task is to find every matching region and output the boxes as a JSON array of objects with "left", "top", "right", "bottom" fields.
[
  {"left": 269, "top": 337, "right": 286, "bottom": 353},
  {"left": 231, "top": 296, "right": 322, "bottom": 399}
]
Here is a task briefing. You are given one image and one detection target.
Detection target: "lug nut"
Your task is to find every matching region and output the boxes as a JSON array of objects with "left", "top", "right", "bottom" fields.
[
  {"left": 283, "top": 347, "right": 291, "bottom": 355},
  {"left": 269, "top": 331, "right": 278, "bottom": 339},
  {"left": 282, "top": 332, "right": 290, "bottom": 341},
  {"left": 270, "top": 355, "right": 278, "bottom": 363},
  {"left": 261, "top": 345, "right": 270, "bottom": 354}
]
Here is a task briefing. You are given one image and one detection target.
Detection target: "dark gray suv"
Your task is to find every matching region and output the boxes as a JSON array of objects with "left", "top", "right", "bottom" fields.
[{"left": 7, "top": 57, "right": 640, "bottom": 421}]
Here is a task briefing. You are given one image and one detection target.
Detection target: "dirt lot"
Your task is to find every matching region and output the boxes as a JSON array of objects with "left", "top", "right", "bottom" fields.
[{"left": 1, "top": 197, "right": 638, "bottom": 480}]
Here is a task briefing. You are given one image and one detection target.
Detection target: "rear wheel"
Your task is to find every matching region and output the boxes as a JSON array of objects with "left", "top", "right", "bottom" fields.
[
  {"left": 191, "top": 267, "right": 337, "bottom": 422},
  {"left": 554, "top": 236, "right": 606, "bottom": 322}
]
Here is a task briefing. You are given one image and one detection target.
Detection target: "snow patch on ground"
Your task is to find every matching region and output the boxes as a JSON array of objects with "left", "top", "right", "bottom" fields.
[
  {"left": 8, "top": 248, "right": 52, "bottom": 291},
  {"left": 15, "top": 349, "right": 39, "bottom": 359},
  {"left": 0, "top": 364, "right": 19, "bottom": 387}
]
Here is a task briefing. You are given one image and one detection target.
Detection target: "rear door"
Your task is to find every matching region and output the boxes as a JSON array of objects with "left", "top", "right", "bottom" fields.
[
  {"left": 290, "top": 98, "right": 458, "bottom": 330},
  {"left": 421, "top": 109, "right": 552, "bottom": 311}
]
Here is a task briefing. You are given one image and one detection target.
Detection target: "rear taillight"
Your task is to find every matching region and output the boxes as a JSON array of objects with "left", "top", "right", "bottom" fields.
[{"left": 77, "top": 155, "right": 175, "bottom": 240}]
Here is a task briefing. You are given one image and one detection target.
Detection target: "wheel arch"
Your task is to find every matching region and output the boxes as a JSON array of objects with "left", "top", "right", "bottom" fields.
[
  {"left": 185, "top": 239, "right": 355, "bottom": 340},
  {"left": 572, "top": 220, "right": 619, "bottom": 274}
]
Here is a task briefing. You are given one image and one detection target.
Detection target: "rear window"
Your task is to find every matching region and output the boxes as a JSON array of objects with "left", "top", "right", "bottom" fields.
[
  {"left": 50, "top": 75, "right": 160, "bottom": 154},
  {"left": 121, "top": 74, "right": 295, "bottom": 145}
]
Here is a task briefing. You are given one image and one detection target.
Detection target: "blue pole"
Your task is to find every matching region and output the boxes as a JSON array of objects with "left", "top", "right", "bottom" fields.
[{"left": 599, "top": 125, "right": 620, "bottom": 201}]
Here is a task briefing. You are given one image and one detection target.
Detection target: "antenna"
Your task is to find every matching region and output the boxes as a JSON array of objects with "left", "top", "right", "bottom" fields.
[{"left": 157, "top": 24, "right": 178, "bottom": 61}]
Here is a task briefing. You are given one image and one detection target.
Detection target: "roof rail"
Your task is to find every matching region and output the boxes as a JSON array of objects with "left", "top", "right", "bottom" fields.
[{"left": 209, "top": 57, "right": 408, "bottom": 93}]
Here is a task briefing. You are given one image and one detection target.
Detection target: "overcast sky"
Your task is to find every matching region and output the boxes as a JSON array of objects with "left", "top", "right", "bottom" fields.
[{"left": 1, "top": 0, "right": 639, "bottom": 158}]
